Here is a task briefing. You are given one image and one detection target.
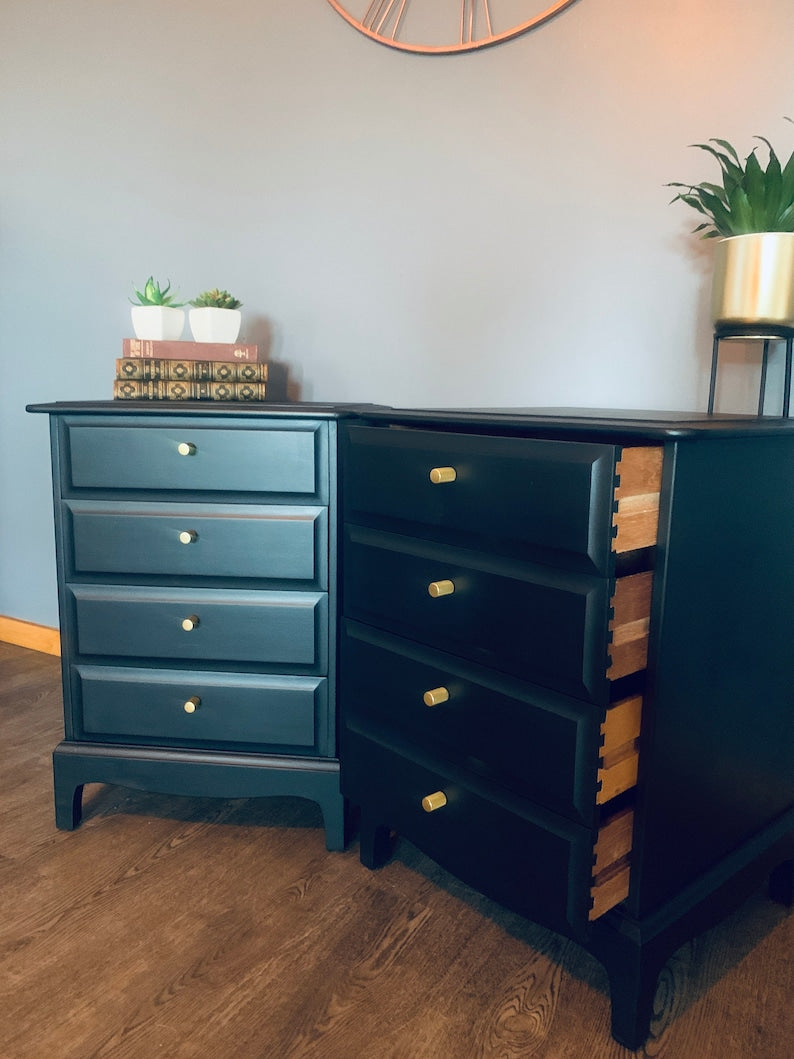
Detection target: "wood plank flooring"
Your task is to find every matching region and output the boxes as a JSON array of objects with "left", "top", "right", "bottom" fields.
[{"left": 1, "top": 641, "right": 791, "bottom": 1058}]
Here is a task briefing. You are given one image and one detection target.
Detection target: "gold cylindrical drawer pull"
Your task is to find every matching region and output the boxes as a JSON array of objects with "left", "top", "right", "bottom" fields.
[
  {"left": 421, "top": 791, "right": 448, "bottom": 813},
  {"left": 178, "top": 530, "right": 198, "bottom": 544},
  {"left": 429, "top": 466, "right": 457, "bottom": 484},
  {"left": 177, "top": 442, "right": 197, "bottom": 456},
  {"left": 428, "top": 579, "right": 455, "bottom": 598},
  {"left": 181, "top": 615, "right": 200, "bottom": 631},
  {"left": 423, "top": 687, "right": 449, "bottom": 707},
  {"left": 183, "top": 696, "right": 201, "bottom": 714}
]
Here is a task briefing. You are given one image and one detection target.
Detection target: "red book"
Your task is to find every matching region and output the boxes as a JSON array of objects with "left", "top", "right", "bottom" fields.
[{"left": 122, "top": 338, "right": 260, "bottom": 362}]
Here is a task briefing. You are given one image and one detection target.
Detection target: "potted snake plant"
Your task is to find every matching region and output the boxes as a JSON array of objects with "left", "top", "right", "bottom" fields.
[
  {"left": 188, "top": 288, "right": 243, "bottom": 343},
  {"left": 130, "top": 277, "right": 185, "bottom": 340},
  {"left": 668, "top": 121, "right": 794, "bottom": 329}
]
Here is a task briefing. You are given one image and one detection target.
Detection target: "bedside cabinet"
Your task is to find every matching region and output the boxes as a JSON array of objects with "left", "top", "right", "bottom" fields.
[
  {"left": 31, "top": 403, "right": 346, "bottom": 851},
  {"left": 339, "top": 409, "right": 794, "bottom": 1049}
]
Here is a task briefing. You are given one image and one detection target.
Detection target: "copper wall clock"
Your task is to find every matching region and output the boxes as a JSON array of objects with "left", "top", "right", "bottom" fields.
[{"left": 325, "top": 1, "right": 579, "bottom": 54}]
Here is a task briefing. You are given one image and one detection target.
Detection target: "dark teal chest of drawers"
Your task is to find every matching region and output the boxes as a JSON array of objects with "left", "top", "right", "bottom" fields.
[{"left": 32, "top": 403, "right": 346, "bottom": 850}]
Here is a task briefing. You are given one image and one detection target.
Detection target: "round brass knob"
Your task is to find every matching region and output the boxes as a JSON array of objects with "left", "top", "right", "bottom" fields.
[
  {"left": 421, "top": 791, "right": 447, "bottom": 813},
  {"left": 178, "top": 530, "right": 198, "bottom": 544},
  {"left": 429, "top": 466, "right": 457, "bottom": 484},
  {"left": 183, "top": 696, "right": 201, "bottom": 714},
  {"left": 423, "top": 687, "right": 449, "bottom": 707},
  {"left": 177, "top": 442, "right": 196, "bottom": 456},
  {"left": 181, "top": 615, "right": 200, "bottom": 631},
  {"left": 428, "top": 579, "right": 455, "bottom": 598}
]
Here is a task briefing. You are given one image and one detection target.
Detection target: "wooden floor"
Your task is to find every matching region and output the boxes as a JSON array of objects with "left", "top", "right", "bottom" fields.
[{"left": 1, "top": 641, "right": 791, "bottom": 1059}]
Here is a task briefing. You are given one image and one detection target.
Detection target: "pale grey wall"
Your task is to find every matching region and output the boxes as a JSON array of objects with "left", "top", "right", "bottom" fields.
[{"left": 2, "top": 0, "right": 794, "bottom": 627}]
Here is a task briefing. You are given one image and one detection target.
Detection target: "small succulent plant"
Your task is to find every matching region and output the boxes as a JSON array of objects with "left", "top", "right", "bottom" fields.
[
  {"left": 131, "top": 276, "right": 184, "bottom": 306},
  {"left": 668, "top": 119, "right": 794, "bottom": 238},
  {"left": 190, "top": 288, "right": 242, "bottom": 310}
]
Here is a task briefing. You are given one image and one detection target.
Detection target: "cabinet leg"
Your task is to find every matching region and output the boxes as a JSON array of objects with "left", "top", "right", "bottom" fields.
[
  {"left": 54, "top": 779, "right": 84, "bottom": 831},
  {"left": 320, "top": 796, "right": 349, "bottom": 852},
  {"left": 769, "top": 860, "right": 793, "bottom": 906},
  {"left": 605, "top": 951, "right": 664, "bottom": 1051},
  {"left": 359, "top": 817, "right": 393, "bottom": 870}
]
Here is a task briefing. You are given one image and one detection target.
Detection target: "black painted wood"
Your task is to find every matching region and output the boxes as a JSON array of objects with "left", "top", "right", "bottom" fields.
[
  {"left": 338, "top": 409, "right": 794, "bottom": 1049},
  {"left": 344, "top": 525, "right": 610, "bottom": 703},
  {"left": 344, "top": 424, "right": 617, "bottom": 574},
  {"left": 342, "top": 620, "right": 603, "bottom": 824}
]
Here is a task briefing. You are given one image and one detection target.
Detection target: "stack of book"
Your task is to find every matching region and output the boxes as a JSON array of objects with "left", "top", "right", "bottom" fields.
[{"left": 113, "top": 339, "right": 268, "bottom": 401}]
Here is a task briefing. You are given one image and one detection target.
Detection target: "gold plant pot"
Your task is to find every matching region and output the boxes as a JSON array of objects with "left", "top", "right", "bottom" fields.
[{"left": 711, "top": 232, "right": 794, "bottom": 330}]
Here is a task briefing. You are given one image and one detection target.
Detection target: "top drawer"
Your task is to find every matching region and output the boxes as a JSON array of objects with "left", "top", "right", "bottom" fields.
[
  {"left": 344, "top": 425, "right": 635, "bottom": 574},
  {"left": 62, "top": 419, "right": 329, "bottom": 500}
]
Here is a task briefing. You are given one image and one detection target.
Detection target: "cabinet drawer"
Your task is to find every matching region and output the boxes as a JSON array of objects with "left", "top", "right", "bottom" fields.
[
  {"left": 69, "top": 585, "right": 327, "bottom": 668},
  {"left": 344, "top": 425, "right": 618, "bottom": 573},
  {"left": 342, "top": 730, "right": 598, "bottom": 938},
  {"left": 65, "top": 420, "right": 327, "bottom": 499},
  {"left": 344, "top": 526, "right": 610, "bottom": 702},
  {"left": 74, "top": 665, "right": 329, "bottom": 753},
  {"left": 68, "top": 502, "right": 327, "bottom": 586},
  {"left": 342, "top": 622, "right": 602, "bottom": 824}
]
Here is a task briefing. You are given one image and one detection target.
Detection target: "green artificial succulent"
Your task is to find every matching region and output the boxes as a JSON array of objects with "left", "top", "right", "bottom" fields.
[
  {"left": 190, "top": 288, "right": 242, "bottom": 310},
  {"left": 668, "top": 119, "right": 794, "bottom": 238},
  {"left": 131, "top": 277, "right": 184, "bottom": 306}
]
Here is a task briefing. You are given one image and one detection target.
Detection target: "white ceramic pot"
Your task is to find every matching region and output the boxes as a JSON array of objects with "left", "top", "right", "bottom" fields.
[
  {"left": 188, "top": 307, "right": 242, "bottom": 343},
  {"left": 130, "top": 305, "right": 185, "bottom": 341},
  {"left": 711, "top": 232, "right": 794, "bottom": 329}
]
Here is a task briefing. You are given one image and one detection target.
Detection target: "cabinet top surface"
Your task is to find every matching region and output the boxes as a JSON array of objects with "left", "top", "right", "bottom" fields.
[{"left": 25, "top": 401, "right": 794, "bottom": 439}]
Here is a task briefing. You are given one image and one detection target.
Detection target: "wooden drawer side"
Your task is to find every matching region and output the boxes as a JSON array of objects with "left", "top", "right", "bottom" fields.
[
  {"left": 589, "top": 806, "right": 634, "bottom": 920},
  {"left": 612, "top": 446, "right": 663, "bottom": 554},
  {"left": 607, "top": 570, "right": 653, "bottom": 681},
  {"left": 596, "top": 694, "right": 642, "bottom": 804},
  {"left": 589, "top": 695, "right": 642, "bottom": 920}
]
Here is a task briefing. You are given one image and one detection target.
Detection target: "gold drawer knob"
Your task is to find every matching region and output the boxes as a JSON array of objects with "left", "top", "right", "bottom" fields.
[
  {"left": 428, "top": 579, "right": 454, "bottom": 598},
  {"left": 183, "top": 696, "right": 201, "bottom": 714},
  {"left": 423, "top": 687, "right": 449, "bottom": 707},
  {"left": 178, "top": 530, "right": 198, "bottom": 544},
  {"left": 421, "top": 791, "right": 448, "bottom": 813},
  {"left": 429, "top": 466, "right": 457, "bottom": 484},
  {"left": 181, "top": 615, "right": 200, "bottom": 631},
  {"left": 177, "top": 442, "right": 197, "bottom": 456}
]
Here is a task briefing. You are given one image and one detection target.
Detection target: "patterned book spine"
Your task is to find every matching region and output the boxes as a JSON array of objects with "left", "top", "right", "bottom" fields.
[
  {"left": 116, "top": 358, "right": 268, "bottom": 382},
  {"left": 113, "top": 379, "right": 267, "bottom": 401},
  {"left": 122, "top": 339, "right": 260, "bottom": 362}
]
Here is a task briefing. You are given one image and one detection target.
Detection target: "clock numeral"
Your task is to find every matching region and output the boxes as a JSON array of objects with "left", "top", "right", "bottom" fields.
[{"left": 364, "top": 0, "right": 409, "bottom": 40}]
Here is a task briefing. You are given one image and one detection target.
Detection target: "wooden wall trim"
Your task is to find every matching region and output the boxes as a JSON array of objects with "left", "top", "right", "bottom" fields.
[{"left": 0, "top": 616, "right": 61, "bottom": 656}]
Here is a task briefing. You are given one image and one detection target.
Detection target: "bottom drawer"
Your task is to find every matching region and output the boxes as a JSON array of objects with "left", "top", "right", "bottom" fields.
[
  {"left": 74, "top": 665, "right": 331, "bottom": 754},
  {"left": 343, "top": 730, "right": 602, "bottom": 938}
]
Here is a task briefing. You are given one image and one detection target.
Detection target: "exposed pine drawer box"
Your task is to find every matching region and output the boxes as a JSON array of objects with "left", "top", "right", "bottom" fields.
[
  {"left": 343, "top": 729, "right": 606, "bottom": 938},
  {"left": 344, "top": 426, "right": 661, "bottom": 573},
  {"left": 65, "top": 421, "right": 327, "bottom": 499},
  {"left": 75, "top": 665, "right": 330, "bottom": 753},
  {"left": 69, "top": 585, "right": 328, "bottom": 668},
  {"left": 67, "top": 502, "right": 328, "bottom": 585}
]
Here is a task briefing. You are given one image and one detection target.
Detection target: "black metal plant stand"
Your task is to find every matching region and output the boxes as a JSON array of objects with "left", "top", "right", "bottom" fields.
[{"left": 708, "top": 324, "right": 794, "bottom": 416}]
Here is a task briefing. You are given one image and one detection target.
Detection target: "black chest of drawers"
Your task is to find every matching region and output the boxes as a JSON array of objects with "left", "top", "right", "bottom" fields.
[
  {"left": 338, "top": 407, "right": 794, "bottom": 1049},
  {"left": 32, "top": 403, "right": 347, "bottom": 851}
]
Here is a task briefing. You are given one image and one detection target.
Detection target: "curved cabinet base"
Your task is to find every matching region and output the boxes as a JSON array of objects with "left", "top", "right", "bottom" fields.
[{"left": 53, "top": 741, "right": 347, "bottom": 851}]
